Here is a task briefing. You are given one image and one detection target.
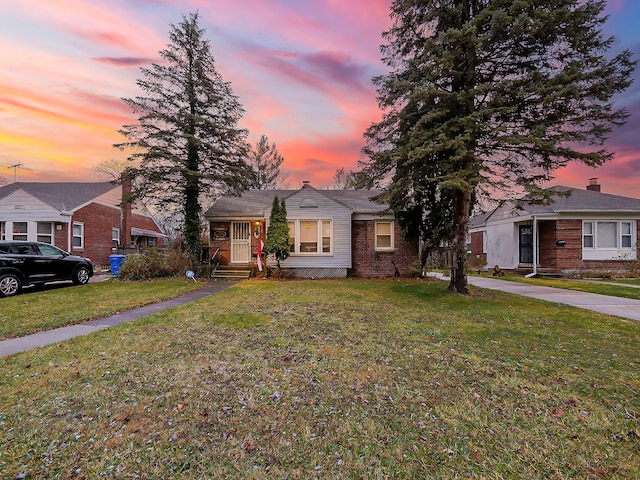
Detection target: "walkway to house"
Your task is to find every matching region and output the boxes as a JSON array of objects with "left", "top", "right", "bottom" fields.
[
  {"left": 434, "top": 274, "right": 640, "bottom": 321},
  {"left": 0, "top": 281, "right": 234, "bottom": 358}
]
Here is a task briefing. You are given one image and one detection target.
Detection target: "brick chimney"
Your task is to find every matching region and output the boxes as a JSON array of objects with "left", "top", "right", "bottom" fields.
[{"left": 586, "top": 178, "right": 601, "bottom": 192}]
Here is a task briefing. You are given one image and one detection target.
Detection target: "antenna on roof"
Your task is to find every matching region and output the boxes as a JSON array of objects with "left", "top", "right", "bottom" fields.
[{"left": 8, "top": 163, "right": 23, "bottom": 183}]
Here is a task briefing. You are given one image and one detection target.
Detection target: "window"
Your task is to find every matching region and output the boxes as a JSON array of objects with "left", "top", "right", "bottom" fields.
[
  {"left": 622, "top": 222, "right": 633, "bottom": 248},
  {"left": 0, "top": 222, "right": 4, "bottom": 241},
  {"left": 596, "top": 222, "right": 617, "bottom": 248},
  {"left": 300, "top": 221, "right": 318, "bottom": 253},
  {"left": 583, "top": 222, "right": 594, "bottom": 248},
  {"left": 12, "top": 222, "right": 27, "bottom": 241},
  {"left": 322, "top": 220, "right": 331, "bottom": 253},
  {"left": 73, "top": 222, "right": 84, "bottom": 249},
  {"left": 37, "top": 222, "right": 53, "bottom": 244},
  {"left": 583, "top": 221, "right": 634, "bottom": 249},
  {"left": 375, "top": 221, "right": 394, "bottom": 251},
  {"left": 287, "top": 219, "right": 332, "bottom": 255},
  {"left": 288, "top": 221, "right": 296, "bottom": 253},
  {"left": 38, "top": 243, "right": 65, "bottom": 258},
  {"left": 112, "top": 228, "right": 120, "bottom": 249}
]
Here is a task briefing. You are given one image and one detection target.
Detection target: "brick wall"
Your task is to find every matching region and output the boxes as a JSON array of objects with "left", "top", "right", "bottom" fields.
[
  {"left": 554, "top": 219, "right": 583, "bottom": 272},
  {"left": 549, "top": 219, "right": 640, "bottom": 273},
  {"left": 470, "top": 231, "right": 487, "bottom": 263},
  {"left": 71, "top": 203, "right": 121, "bottom": 267},
  {"left": 351, "top": 220, "right": 418, "bottom": 277},
  {"left": 210, "top": 222, "right": 231, "bottom": 264},
  {"left": 538, "top": 220, "right": 557, "bottom": 270}
]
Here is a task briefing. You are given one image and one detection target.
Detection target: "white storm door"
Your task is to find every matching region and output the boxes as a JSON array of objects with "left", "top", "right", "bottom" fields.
[{"left": 231, "top": 222, "right": 251, "bottom": 263}]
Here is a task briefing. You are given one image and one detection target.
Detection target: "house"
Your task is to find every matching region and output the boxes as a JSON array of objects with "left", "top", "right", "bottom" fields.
[
  {"left": 0, "top": 181, "right": 166, "bottom": 269},
  {"left": 469, "top": 179, "right": 640, "bottom": 275},
  {"left": 205, "top": 182, "right": 419, "bottom": 278}
]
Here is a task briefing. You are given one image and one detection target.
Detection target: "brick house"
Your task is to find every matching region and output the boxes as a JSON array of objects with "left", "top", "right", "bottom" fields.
[
  {"left": 0, "top": 181, "right": 166, "bottom": 270},
  {"left": 469, "top": 180, "right": 640, "bottom": 275},
  {"left": 205, "top": 182, "right": 419, "bottom": 278}
]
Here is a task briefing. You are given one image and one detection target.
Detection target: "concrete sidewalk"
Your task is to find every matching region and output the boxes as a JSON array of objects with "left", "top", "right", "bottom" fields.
[
  {"left": 0, "top": 281, "right": 234, "bottom": 358},
  {"left": 456, "top": 275, "right": 640, "bottom": 321}
]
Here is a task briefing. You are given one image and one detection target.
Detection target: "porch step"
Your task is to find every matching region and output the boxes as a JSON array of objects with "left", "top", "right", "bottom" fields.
[{"left": 211, "top": 265, "right": 252, "bottom": 280}]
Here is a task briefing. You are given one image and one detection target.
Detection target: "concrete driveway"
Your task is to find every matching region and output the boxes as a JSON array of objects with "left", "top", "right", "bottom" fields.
[{"left": 458, "top": 275, "right": 640, "bottom": 321}]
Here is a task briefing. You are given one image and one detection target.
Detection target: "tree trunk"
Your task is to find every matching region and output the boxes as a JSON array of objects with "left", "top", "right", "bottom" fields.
[{"left": 448, "top": 187, "right": 471, "bottom": 294}]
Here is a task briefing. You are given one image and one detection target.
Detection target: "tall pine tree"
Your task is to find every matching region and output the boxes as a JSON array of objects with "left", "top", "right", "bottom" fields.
[
  {"left": 115, "top": 12, "right": 252, "bottom": 261},
  {"left": 362, "top": 0, "right": 635, "bottom": 293}
]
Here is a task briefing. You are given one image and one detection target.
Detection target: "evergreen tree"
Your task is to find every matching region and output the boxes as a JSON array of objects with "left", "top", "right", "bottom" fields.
[
  {"left": 362, "top": 0, "right": 635, "bottom": 293},
  {"left": 115, "top": 12, "right": 252, "bottom": 261},
  {"left": 248, "top": 135, "right": 288, "bottom": 189},
  {"left": 264, "top": 195, "right": 290, "bottom": 275}
]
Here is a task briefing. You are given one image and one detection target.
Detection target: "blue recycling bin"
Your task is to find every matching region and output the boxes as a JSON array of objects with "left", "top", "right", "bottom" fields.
[{"left": 109, "top": 255, "right": 127, "bottom": 276}]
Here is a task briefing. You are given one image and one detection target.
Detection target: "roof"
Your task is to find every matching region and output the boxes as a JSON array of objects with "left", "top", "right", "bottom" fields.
[
  {"left": 527, "top": 186, "right": 640, "bottom": 213},
  {"left": 470, "top": 185, "right": 640, "bottom": 227},
  {"left": 131, "top": 227, "right": 167, "bottom": 238},
  {"left": 205, "top": 185, "right": 389, "bottom": 217},
  {"left": 0, "top": 182, "right": 118, "bottom": 212}
]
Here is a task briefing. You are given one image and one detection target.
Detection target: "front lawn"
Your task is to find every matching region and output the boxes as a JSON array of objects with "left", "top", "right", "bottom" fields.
[
  {"left": 1, "top": 279, "right": 639, "bottom": 478},
  {"left": 0, "top": 279, "right": 203, "bottom": 340}
]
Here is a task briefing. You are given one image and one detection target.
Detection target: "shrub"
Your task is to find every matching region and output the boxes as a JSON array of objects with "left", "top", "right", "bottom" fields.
[{"left": 117, "top": 249, "right": 192, "bottom": 281}]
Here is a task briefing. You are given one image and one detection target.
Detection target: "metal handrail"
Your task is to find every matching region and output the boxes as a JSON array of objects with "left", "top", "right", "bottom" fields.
[{"left": 210, "top": 247, "right": 221, "bottom": 277}]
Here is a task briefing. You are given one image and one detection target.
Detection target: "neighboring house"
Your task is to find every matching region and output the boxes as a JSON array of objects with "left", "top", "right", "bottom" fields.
[
  {"left": 469, "top": 179, "right": 640, "bottom": 275},
  {"left": 0, "top": 181, "right": 167, "bottom": 269},
  {"left": 205, "top": 182, "right": 419, "bottom": 278}
]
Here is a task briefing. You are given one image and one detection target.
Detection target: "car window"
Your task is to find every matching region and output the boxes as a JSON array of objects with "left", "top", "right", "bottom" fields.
[
  {"left": 0, "top": 245, "right": 9, "bottom": 254},
  {"left": 10, "top": 244, "right": 38, "bottom": 255},
  {"left": 37, "top": 244, "right": 66, "bottom": 258}
]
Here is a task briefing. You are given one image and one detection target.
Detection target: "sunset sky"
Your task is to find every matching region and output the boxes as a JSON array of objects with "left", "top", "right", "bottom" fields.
[{"left": 1, "top": 0, "right": 639, "bottom": 197}]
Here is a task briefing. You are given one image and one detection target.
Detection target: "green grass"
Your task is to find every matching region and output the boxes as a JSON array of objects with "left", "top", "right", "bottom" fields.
[
  {"left": 489, "top": 274, "right": 640, "bottom": 300},
  {"left": 1, "top": 278, "right": 639, "bottom": 478},
  {"left": 0, "top": 279, "right": 203, "bottom": 340}
]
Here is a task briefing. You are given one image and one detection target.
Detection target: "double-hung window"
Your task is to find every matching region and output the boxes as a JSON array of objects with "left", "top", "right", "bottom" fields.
[
  {"left": 622, "top": 222, "right": 633, "bottom": 248},
  {"left": 37, "top": 222, "right": 53, "bottom": 244},
  {"left": 73, "top": 222, "right": 84, "bottom": 249},
  {"left": 375, "top": 221, "right": 394, "bottom": 251},
  {"left": 12, "top": 222, "right": 27, "bottom": 241}
]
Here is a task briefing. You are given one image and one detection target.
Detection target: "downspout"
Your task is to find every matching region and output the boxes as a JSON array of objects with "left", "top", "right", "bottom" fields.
[{"left": 61, "top": 212, "right": 73, "bottom": 252}]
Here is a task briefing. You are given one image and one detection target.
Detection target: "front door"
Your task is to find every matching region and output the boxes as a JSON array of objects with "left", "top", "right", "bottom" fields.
[
  {"left": 519, "top": 224, "right": 534, "bottom": 264},
  {"left": 231, "top": 222, "right": 251, "bottom": 264}
]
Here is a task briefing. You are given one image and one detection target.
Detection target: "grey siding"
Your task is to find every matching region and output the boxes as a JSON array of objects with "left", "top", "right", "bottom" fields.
[
  {"left": 272, "top": 189, "right": 353, "bottom": 269},
  {"left": 0, "top": 190, "right": 68, "bottom": 222}
]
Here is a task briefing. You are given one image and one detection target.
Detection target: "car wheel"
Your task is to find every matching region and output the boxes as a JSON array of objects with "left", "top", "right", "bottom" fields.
[
  {"left": 73, "top": 266, "right": 91, "bottom": 285},
  {"left": 0, "top": 273, "right": 22, "bottom": 297}
]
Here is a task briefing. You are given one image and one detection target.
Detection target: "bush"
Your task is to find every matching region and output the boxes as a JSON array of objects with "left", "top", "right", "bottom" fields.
[{"left": 117, "top": 249, "right": 192, "bottom": 281}]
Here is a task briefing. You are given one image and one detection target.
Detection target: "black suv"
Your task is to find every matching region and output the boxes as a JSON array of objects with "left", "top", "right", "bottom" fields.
[{"left": 0, "top": 241, "right": 94, "bottom": 297}]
